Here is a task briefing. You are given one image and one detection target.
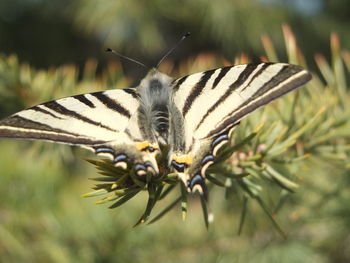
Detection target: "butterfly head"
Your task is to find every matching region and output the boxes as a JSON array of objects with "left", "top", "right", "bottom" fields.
[{"left": 139, "top": 69, "right": 173, "bottom": 92}]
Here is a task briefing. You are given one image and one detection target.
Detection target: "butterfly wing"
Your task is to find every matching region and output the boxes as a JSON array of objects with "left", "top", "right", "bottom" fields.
[
  {"left": 0, "top": 89, "right": 139, "bottom": 145},
  {"left": 171, "top": 63, "right": 312, "bottom": 194},
  {"left": 0, "top": 88, "right": 159, "bottom": 174}
]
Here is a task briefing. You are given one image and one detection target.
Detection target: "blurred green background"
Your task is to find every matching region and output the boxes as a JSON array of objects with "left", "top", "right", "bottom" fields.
[
  {"left": 1, "top": 0, "right": 349, "bottom": 75},
  {"left": 0, "top": 0, "right": 350, "bottom": 262}
]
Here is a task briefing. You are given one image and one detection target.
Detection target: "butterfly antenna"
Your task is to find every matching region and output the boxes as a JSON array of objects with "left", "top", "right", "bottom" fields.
[
  {"left": 156, "top": 32, "right": 191, "bottom": 69},
  {"left": 105, "top": 48, "right": 148, "bottom": 69}
]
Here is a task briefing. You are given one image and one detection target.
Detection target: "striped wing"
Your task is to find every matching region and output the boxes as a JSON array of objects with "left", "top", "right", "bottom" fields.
[
  {"left": 0, "top": 89, "right": 139, "bottom": 146},
  {"left": 0, "top": 88, "right": 161, "bottom": 175},
  {"left": 171, "top": 63, "right": 312, "bottom": 194},
  {"left": 173, "top": 63, "right": 311, "bottom": 141}
]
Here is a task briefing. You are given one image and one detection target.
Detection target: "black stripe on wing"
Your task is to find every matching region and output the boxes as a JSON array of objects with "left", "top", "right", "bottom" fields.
[
  {"left": 182, "top": 69, "right": 216, "bottom": 116},
  {"left": 206, "top": 65, "right": 311, "bottom": 138},
  {"left": 44, "top": 100, "right": 117, "bottom": 132},
  {"left": 249, "top": 65, "right": 291, "bottom": 97},
  {"left": 30, "top": 106, "right": 63, "bottom": 119},
  {"left": 0, "top": 116, "right": 106, "bottom": 145},
  {"left": 123, "top": 88, "right": 138, "bottom": 99},
  {"left": 195, "top": 64, "right": 260, "bottom": 131},
  {"left": 0, "top": 115, "right": 77, "bottom": 135},
  {"left": 172, "top": 75, "right": 188, "bottom": 93},
  {"left": 91, "top": 92, "right": 131, "bottom": 118},
  {"left": 240, "top": 63, "right": 272, "bottom": 92},
  {"left": 74, "top": 94, "right": 95, "bottom": 108},
  {"left": 212, "top": 66, "right": 231, "bottom": 89}
]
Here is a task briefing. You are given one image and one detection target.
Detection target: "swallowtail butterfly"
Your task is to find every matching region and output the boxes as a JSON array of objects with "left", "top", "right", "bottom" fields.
[{"left": 0, "top": 62, "right": 311, "bottom": 195}]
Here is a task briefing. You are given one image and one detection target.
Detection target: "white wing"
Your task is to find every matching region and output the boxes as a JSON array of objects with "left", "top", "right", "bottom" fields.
[
  {"left": 0, "top": 88, "right": 139, "bottom": 146},
  {"left": 0, "top": 87, "right": 161, "bottom": 175},
  {"left": 173, "top": 63, "right": 311, "bottom": 142},
  {"left": 171, "top": 63, "right": 311, "bottom": 194}
]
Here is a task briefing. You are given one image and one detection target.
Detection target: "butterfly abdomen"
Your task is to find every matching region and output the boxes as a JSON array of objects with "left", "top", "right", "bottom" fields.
[{"left": 152, "top": 103, "right": 169, "bottom": 134}]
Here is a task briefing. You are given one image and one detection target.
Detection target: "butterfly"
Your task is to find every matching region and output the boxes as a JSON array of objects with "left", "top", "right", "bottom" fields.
[{"left": 0, "top": 62, "right": 311, "bottom": 196}]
